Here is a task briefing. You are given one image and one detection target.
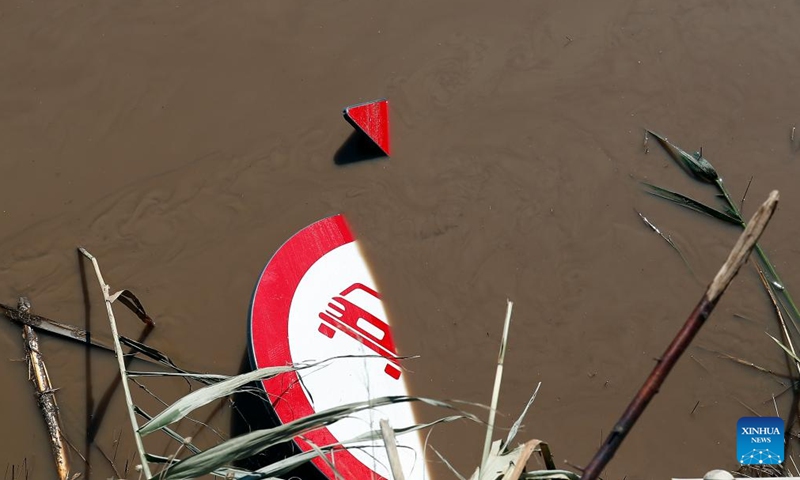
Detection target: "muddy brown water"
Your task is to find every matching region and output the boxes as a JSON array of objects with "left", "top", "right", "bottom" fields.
[{"left": 2, "top": 0, "right": 800, "bottom": 478}]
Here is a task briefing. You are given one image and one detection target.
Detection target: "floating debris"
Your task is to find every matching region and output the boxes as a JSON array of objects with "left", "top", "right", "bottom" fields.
[
  {"left": 635, "top": 209, "right": 693, "bottom": 273},
  {"left": 739, "top": 176, "right": 753, "bottom": 212}
]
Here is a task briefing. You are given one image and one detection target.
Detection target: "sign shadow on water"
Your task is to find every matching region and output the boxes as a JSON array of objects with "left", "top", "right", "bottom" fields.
[
  {"left": 334, "top": 131, "right": 388, "bottom": 166},
  {"left": 232, "top": 349, "right": 327, "bottom": 479}
]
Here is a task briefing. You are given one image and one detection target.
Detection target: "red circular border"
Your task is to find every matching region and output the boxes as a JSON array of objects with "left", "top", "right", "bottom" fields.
[{"left": 250, "top": 214, "right": 386, "bottom": 479}]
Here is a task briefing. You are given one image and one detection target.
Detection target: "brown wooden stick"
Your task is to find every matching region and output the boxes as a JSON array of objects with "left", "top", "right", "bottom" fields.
[
  {"left": 19, "top": 298, "right": 70, "bottom": 480},
  {"left": 581, "top": 190, "right": 779, "bottom": 480}
]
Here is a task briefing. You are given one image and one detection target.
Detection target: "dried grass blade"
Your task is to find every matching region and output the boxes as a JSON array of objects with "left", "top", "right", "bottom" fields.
[
  {"left": 716, "top": 351, "right": 791, "bottom": 380},
  {"left": 157, "top": 396, "right": 458, "bottom": 479},
  {"left": 431, "top": 446, "right": 467, "bottom": 480},
  {"left": 134, "top": 406, "right": 202, "bottom": 455},
  {"left": 78, "top": 247, "right": 151, "bottom": 478},
  {"left": 521, "top": 470, "right": 581, "bottom": 480},
  {"left": 768, "top": 334, "right": 800, "bottom": 366},
  {"left": 480, "top": 300, "right": 514, "bottom": 473},
  {"left": 252, "top": 415, "right": 469, "bottom": 479},
  {"left": 635, "top": 210, "right": 693, "bottom": 274},
  {"left": 111, "top": 289, "right": 154, "bottom": 326},
  {"left": 127, "top": 371, "right": 230, "bottom": 381},
  {"left": 139, "top": 366, "right": 297, "bottom": 436},
  {"left": 505, "top": 382, "right": 541, "bottom": 448}
]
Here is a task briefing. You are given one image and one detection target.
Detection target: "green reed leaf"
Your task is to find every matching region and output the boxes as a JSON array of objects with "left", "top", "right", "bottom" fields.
[
  {"left": 642, "top": 183, "right": 741, "bottom": 225},
  {"left": 647, "top": 130, "right": 719, "bottom": 184}
]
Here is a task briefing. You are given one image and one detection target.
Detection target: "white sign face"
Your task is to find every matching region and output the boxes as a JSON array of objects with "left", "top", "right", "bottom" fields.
[
  {"left": 289, "top": 241, "right": 424, "bottom": 480},
  {"left": 250, "top": 214, "right": 427, "bottom": 480}
]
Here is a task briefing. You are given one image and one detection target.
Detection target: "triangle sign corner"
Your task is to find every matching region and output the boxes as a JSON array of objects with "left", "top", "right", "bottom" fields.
[{"left": 343, "top": 99, "right": 391, "bottom": 156}]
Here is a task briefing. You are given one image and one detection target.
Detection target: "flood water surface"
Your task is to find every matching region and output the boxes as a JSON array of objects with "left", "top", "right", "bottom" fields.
[{"left": 2, "top": 0, "right": 800, "bottom": 478}]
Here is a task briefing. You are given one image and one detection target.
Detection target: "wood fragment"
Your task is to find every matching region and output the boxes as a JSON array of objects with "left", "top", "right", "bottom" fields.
[{"left": 19, "top": 298, "right": 70, "bottom": 480}]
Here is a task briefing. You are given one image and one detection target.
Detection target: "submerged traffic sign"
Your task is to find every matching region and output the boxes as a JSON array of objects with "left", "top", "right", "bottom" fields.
[
  {"left": 343, "top": 99, "right": 391, "bottom": 156},
  {"left": 249, "top": 214, "right": 424, "bottom": 479}
]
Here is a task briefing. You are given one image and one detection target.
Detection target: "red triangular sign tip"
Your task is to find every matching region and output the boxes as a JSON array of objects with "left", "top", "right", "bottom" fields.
[{"left": 343, "top": 99, "right": 390, "bottom": 156}]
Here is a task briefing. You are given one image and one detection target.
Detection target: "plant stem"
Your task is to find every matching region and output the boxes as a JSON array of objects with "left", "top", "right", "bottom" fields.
[
  {"left": 715, "top": 179, "right": 744, "bottom": 223},
  {"left": 78, "top": 248, "right": 152, "bottom": 479},
  {"left": 480, "top": 300, "right": 513, "bottom": 474}
]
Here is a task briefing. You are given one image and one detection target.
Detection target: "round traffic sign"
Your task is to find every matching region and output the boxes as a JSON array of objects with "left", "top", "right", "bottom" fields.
[{"left": 250, "top": 214, "right": 426, "bottom": 479}]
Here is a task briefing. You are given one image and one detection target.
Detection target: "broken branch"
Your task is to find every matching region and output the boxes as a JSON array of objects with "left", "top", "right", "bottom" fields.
[{"left": 20, "top": 298, "right": 70, "bottom": 480}]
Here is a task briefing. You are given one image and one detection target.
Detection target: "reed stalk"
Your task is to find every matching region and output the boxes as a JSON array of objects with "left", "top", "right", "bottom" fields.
[
  {"left": 78, "top": 247, "right": 152, "bottom": 478},
  {"left": 481, "top": 300, "right": 514, "bottom": 473}
]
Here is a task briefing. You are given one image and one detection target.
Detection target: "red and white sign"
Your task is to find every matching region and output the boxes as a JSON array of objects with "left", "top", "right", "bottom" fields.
[{"left": 250, "top": 214, "right": 425, "bottom": 480}]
